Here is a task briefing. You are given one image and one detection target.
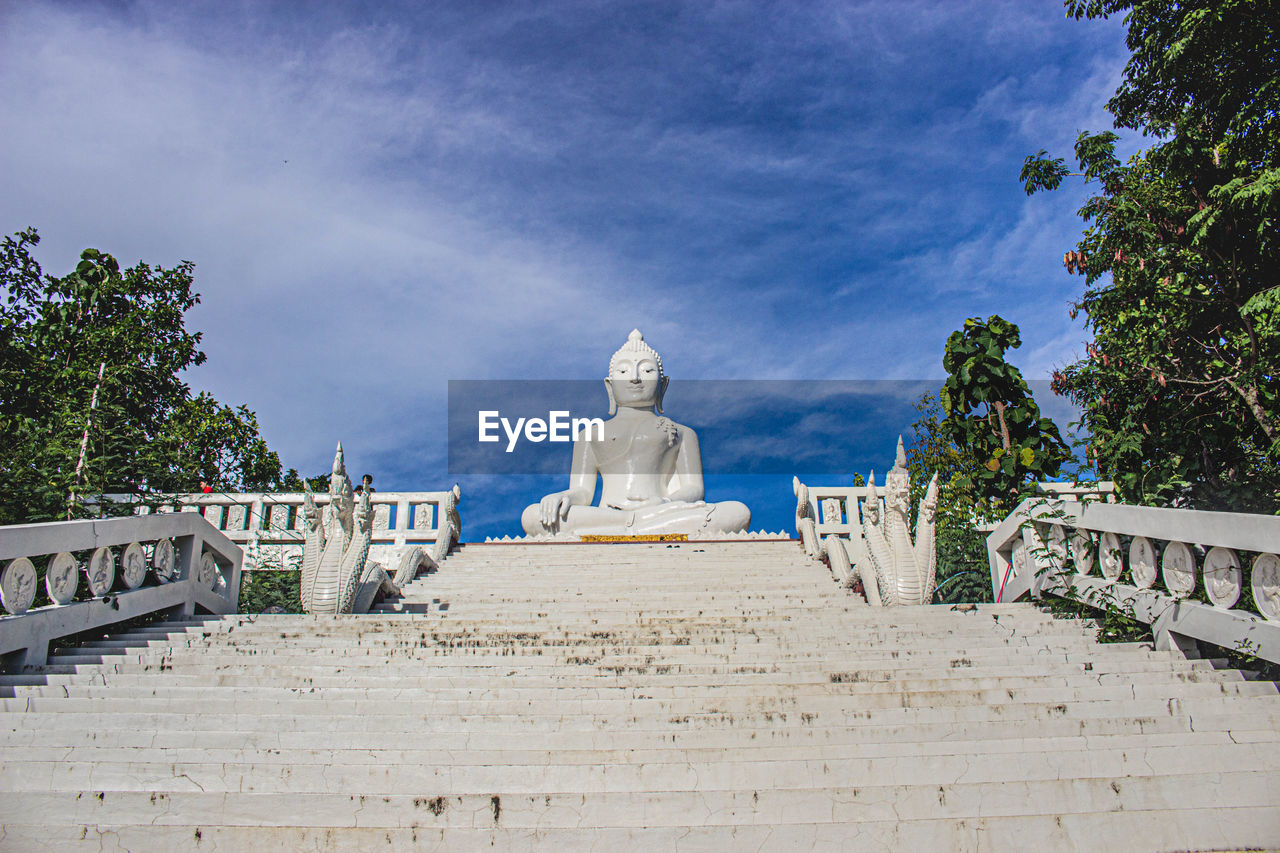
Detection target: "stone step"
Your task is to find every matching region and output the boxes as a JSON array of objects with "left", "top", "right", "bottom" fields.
[
  {"left": 168, "top": 615, "right": 1079, "bottom": 633},
  {"left": 7, "top": 671, "right": 1269, "bottom": 701},
  {"left": 37, "top": 645, "right": 1177, "bottom": 672},
  {"left": 372, "top": 607, "right": 888, "bottom": 619},
  {"left": 26, "top": 647, "right": 1191, "bottom": 677},
  {"left": 60, "top": 630, "right": 1116, "bottom": 655},
  {"left": 401, "top": 582, "right": 838, "bottom": 591},
  {"left": 156, "top": 626, "right": 1096, "bottom": 645},
  {"left": 395, "top": 581, "right": 835, "bottom": 591},
  {"left": 8, "top": 727, "right": 1268, "bottom": 768},
  {"left": 216, "top": 607, "right": 1072, "bottom": 621},
  {"left": 8, "top": 740, "right": 1278, "bottom": 795},
  {"left": 6, "top": 693, "right": 1278, "bottom": 732},
  {"left": 42, "top": 639, "right": 1148, "bottom": 660},
  {"left": 207, "top": 610, "right": 1090, "bottom": 627},
  {"left": 401, "top": 583, "right": 849, "bottom": 592},
  {"left": 69, "top": 633, "right": 1104, "bottom": 656},
  {"left": 76, "top": 618, "right": 1102, "bottom": 643},
  {"left": 411, "top": 571, "right": 845, "bottom": 581},
  {"left": 133, "top": 603, "right": 1052, "bottom": 627},
  {"left": 5, "top": 685, "right": 1270, "bottom": 723},
  {"left": 402, "top": 568, "right": 836, "bottom": 579},
  {"left": 8, "top": 809, "right": 1280, "bottom": 853},
  {"left": 1, "top": 771, "right": 1276, "bottom": 827},
  {"left": 113, "top": 610, "right": 1080, "bottom": 630},
  {"left": 2, "top": 710, "right": 1270, "bottom": 753},
  {"left": 433, "top": 548, "right": 809, "bottom": 556},
  {"left": 7, "top": 717, "right": 1269, "bottom": 758},
  {"left": 2, "top": 666, "right": 1242, "bottom": 699},
  {"left": 63, "top": 631, "right": 1106, "bottom": 653},
  {"left": 48, "top": 628, "right": 1149, "bottom": 651},
  {"left": 0, "top": 656, "right": 1227, "bottom": 690}
]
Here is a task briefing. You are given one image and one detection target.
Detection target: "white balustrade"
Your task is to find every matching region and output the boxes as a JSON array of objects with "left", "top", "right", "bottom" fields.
[
  {"left": 987, "top": 497, "right": 1280, "bottom": 664},
  {"left": 130, "top": 490, "right": 460, "bottom": 571},
  {"left": 798, "top": 481, "right": 1112, "bottom": 568},
  {"left": 0, "top": 513, "right": 242, "bottom": 667}
]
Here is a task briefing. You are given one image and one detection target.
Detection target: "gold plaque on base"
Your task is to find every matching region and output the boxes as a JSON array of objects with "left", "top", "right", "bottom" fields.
[{"left": 579, "top": 534, "right": 689, "bottom": 543}]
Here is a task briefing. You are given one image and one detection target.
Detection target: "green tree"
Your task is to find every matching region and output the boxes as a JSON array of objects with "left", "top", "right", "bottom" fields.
[
  {"left": 149, "top": 393, "right": 287, "bottom": 494},
  {"left": 1022, "top": 0, "right": 1279, "bottom": 511},
  {"left": 0, "top": 228, "right": 288, "bottom": 523},
  {"left": 905, "top": 394, "right": 992, "bottom": 604},
  {"left": 908, "top": 316, "right": 1072, "bottom": 603},
  {"left": 238, "top": 559, "right": 302, "bottom": 613},
  {"left": 940, "top": 315, "right": 1072, "bottom": 507}
]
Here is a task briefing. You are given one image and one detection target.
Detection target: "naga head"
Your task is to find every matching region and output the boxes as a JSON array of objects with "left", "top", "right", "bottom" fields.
[
  {"left": 793, "top": 477, "right": 810, "bottom": 518},
  {"left": 921, "top": 473, "right": 939, "bottom": 524},
  {"left": 884, "top": 436, "right": 911, "bottom": 516},
  {"left": 328, "top": 442, "right": 355, "bottom": 528},
  {"left": 863, "top": 472, "right": 881, "bottom": 525}
]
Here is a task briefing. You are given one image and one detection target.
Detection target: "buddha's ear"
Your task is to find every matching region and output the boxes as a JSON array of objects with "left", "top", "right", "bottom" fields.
[
  {"left": 605, "top": 378, "right": 617, "bottom": 416},
  {"left": 655, "top": 375, "right": 669, "bottom": 414}
]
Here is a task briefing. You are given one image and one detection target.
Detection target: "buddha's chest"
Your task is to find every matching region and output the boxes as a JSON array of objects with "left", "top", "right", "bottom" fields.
[{"left": 592, "top": 421, "right": 679, "bottom": 470}]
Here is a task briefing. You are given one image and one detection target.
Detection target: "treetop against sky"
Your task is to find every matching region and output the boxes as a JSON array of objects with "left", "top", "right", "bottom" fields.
[{"left": 0, "top": 1, "right": 1131, "bottom": 537}]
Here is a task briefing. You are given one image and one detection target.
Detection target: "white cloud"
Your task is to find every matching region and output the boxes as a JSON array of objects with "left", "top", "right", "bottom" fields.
[{"left": 0, "top": 0, "right": 1133, "bottom": 536}]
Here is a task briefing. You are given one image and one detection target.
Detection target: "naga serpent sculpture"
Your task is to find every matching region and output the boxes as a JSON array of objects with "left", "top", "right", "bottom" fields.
[
  {"left": 794, "top": 437, "right": 939, "bottom": 607},
  {"left": 860, "top": 438, "right": 939, "bottom": 607},
  {"left": 300, "top": 443, "right": 418, "bottom": 614}
]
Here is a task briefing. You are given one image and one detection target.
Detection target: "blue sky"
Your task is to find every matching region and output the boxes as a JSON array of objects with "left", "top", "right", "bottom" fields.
[{"left": 0, "top": 1, "right": 1130, "bottom": 539}]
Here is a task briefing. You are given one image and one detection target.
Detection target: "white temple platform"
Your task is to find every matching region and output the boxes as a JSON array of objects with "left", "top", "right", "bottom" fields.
[
  {"left": 485, "top": 529, "right": 791, "bottom": 542},
  {"left": 1, "top": 540, "right": 1278, "bottom": 850}
]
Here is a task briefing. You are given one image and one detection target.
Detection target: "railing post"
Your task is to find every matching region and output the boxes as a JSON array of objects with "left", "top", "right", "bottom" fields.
[
  {"left": 245, "top": 498, "right": 265, "bottom": 571},
  {"left": 1024, "top": 523, "right": 1044, "bottom": 600},
  {"left": 394, "top": 499, "right": 409, "bottom": 548},
  {"left": 1152, "top": 607, "right": 1201, "bottom": 659},
  {"left": 416, "top": 502, "right": 435, "bottom": 535},
  {"left": 175, "top": 533, "right": 203, "bottom": 617},
  {"left": 21, "top": 628, "right": 48, "bottom": 669}
]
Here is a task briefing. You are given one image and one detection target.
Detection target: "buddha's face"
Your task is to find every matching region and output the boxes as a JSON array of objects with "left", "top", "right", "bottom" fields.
[{"left": 608, "top": 354, "right": 662, "bottom": 408}]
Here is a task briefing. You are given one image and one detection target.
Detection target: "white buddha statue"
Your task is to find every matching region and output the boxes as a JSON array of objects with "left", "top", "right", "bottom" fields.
[{"left": 521, "top": 329, "right": 751, "bottom": 537}]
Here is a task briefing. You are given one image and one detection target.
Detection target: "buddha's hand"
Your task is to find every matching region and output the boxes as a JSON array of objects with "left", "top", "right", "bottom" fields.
[{"left": 539, "top": 491, "right": 574, "bottom": 531}]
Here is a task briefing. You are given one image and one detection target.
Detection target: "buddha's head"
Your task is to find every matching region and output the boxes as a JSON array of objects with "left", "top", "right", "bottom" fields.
[{"left": 606, "top": 328, "right": 669, "bottom": 415}]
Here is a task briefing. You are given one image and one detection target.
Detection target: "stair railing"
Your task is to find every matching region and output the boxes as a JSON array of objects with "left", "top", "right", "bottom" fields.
[
  {"left": 987, "top": 498, "right": 1280, "bottom": 664},
  {"left": 0, "top": 513, "right": 241, "bottom": 668},
  {"left": 127, "top": 489, "right": 461, "bottom": 570}
]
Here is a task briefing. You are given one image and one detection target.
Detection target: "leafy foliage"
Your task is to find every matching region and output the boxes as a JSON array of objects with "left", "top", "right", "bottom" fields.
[
  {"left": 0, "top": 228, "right": 289, "bottom": 524},
  {"left": 238, "top": 570, "right": 302, "bottom": 613},
  {"left": 940, "top": 315, "right": 1072, "bottom": 505},
  {"left": 150, "top": 393, "right": 286, "bottom": 494},
  {"left": 909, "top": 315, "right": 1072, "bottom": 603},
  {"left": 1035, "top": 595, "right": 1150, "bottom": 645},
  {"left": 1022, "top": 1, "right": 1280, "bottom": 511},
  {"left": 905, "top": 394, "right": 992, "bottom": 604}
]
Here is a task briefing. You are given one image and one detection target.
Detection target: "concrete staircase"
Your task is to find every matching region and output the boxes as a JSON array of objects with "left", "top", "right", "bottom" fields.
[{"left": 1, "top": 540, "right": 1278, "bottom": 851}]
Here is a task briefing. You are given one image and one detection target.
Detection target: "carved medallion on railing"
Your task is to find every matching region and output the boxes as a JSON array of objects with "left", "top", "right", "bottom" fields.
[
  {"left": 45, "top": 552, "right": 78, "bottom": 604},
  {"left": 1254, "top": 554, "right": 1280, "bottom": 622},
  {"left": 1129, "top": 536, "right": 1157, "bottom": 589},
  {"left": 1, "top": 558, "right": 37, "bottom": 614},
  {"left": 1203, "top": 547, "right": 1242, "bottom": 609},
  {"left": 1161, "top": 541, "right": 1196, "bottom": 598}
]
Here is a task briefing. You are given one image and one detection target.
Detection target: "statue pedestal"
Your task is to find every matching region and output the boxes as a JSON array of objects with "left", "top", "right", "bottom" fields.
[{"left": 487, "top": 529, "right": 790, "bottom": 543}]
